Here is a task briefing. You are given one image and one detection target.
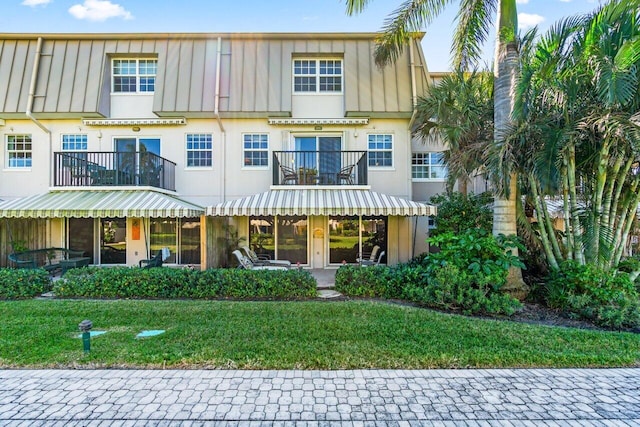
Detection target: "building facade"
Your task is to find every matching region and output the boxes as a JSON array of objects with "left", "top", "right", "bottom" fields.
[{"left": 0, "top": 32, "right": 445, "bottom": 269}]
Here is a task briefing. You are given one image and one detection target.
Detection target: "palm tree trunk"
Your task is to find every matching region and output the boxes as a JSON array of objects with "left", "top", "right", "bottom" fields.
[{"left": 493, "top": 28, "right": 528, "bottom": 299}]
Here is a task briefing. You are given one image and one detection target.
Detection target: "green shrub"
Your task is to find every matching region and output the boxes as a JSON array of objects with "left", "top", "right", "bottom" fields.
[
  {"left": 546, "top": 261, "right": 640, "bottom": 329},
  {"left": 55, "top": 267, "right": 317, "bottom": 299},
  {"left": 335, "top": 265, "right": 406, "bottom": 298},
  {"left": 429, "top": 192, "right": 493, "bottom": 236},
  {"left": 0, "top": 268, "right": 52, "bottom": 299},
  {"left": 403, "top": 264, "right": 522, "bottom": 316},
  {"left": 335, "top": 242, "right": 522, "bottom": 316}
]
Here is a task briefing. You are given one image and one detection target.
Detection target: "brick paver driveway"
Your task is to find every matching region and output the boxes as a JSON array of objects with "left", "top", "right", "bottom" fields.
[{"left": 1, "top": 368, "right": 639, "bottom": 426}]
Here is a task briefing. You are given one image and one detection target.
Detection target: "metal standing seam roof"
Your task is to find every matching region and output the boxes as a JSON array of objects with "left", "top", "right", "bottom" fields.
[
  {"left": 206, "top": 189, "right": 436, "bottom": 217},
  {"left": 0, "top": 190, "right": 205, "bottom": 218}
]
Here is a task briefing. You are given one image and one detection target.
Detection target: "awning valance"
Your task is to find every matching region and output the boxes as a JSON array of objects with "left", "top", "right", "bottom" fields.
[
  {"left": 0, "top": 190, "right": 204, "bottom": 218},
  {"left": 206, "top": 189, "right": 436, "bottom": 217}
]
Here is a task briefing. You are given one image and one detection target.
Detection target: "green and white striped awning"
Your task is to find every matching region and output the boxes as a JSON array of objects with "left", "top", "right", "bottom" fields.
[
  {"left": 0, "top": 190, "right": 204, "bottom": 218},
  {"left": 206, "top": 189, "right": 436, "bottom": 217}
]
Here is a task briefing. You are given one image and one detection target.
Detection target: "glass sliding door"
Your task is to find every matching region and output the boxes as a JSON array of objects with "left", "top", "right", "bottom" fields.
[
  {"left": 68, "top": 218, "right": 95, "bottom": 263},
  {"left": 180, "top": 218, "right": 201, "bottom": 264},
  {"left": 100, "top": 218, "right": 126, "bottom": 264},
  {"left": 328, "top": 216, "right": 387, "bottom": 265},
  {"left": 249, "top": 215, "right": 308, "bottom": 264},
  {"left": 150, "top": 218, "right": 176, "bottom": 263},
  {"left": 249, "top": 216, "right": 276, "bottom": 259},
  {"left": 329, "top": 216, "right": 360, "bottom": 263},
  {"left": 115, "top": 137, "right": 161, "bottom": 186},
  {"left": 362, "top": 217, "right": 387, "bottom": 263},
  {"left": 277, "top": 216, "right": 308, "bottom": 264},
  {"left": 294, "top": 136, "right": 342, "bottom": 184}
]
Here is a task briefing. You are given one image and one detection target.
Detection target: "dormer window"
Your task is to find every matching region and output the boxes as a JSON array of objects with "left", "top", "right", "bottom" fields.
[
  {"left": 112, "top": 58, "right": 157, "bottom": 93},
  {"left": 293, "top": 59, "right": 342, "bottom": 93}
]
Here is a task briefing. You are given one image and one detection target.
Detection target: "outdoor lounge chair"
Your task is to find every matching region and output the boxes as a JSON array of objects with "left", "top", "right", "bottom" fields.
[
  {"left": 357, "top": 245, "right": 380, "bottom": 265},
  {"left": 241, "top": 246, "right": 292, "bottom": 268},
  {"left": 139, "top": 251, "right": 163, "bottom": 268},
  {"left": 232, "top": 250, "right": 289, "bottom": 270},
  {"left": 360, "top": 250, "right": 385, "bottom": 267}
]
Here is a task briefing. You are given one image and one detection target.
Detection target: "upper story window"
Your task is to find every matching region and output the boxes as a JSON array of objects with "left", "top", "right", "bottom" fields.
[
  {"left": 243, "top": 134, "right": 269, "bottom": 167},
  {"left": 368, "top": 134, "right": 393, "bottom": 167},
  {"left": 293, "top": 59, "right": 342, "bottom": 93},
  {"left": 62, "top": 134, "right": 88, "bottom": 151},
  {"left": 412, "top": 152, "right": 447, "bottom": 180},
  {"left": 112, "top": 59, "right": 157, "bottom": 93},
  {"left": 186, "top": 134, "right": 212, "bottom": 167},
  {"left": 6, "top": 135, "right": 32, "bottom": 168}
]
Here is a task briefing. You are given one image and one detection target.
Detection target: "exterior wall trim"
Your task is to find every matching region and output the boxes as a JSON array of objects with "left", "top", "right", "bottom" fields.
[
  {"left": 82, "top": 118, "right": 187, "bottom": 126},
  {"left": 268, "top": 118, "right": 368, "bottom": 126}
]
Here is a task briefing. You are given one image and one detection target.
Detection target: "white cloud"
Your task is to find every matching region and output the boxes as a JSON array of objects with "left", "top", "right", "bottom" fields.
[
  {"left": 22, "top": 0, "right": 52, "bottom": 6},
  {"left": 516, "top": 0, "right": 529, "bottom": 4},
  {"left": 68, "top": 0, "right": 133, "bottom": 22},
  {"left": 518, "top": 13, "right": 545, "bottom": 30}
]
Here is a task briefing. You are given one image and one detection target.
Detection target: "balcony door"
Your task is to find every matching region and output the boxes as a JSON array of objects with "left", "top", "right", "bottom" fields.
[
  {"left": 294, "top": 136, "right": 341, "bottom": 185},
  {"left": 114, "top": 138, "right": 161, "bottom": 186}
]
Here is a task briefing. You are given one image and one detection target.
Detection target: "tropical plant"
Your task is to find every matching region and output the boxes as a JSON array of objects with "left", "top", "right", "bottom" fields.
[
  {"left": 414, "top": 70, "right": 494, "bottom": 194},
  {"left": 346, "top": 0, "right": 528, "bottom": 297},
  {"left": 429, "top": 192, "right": 493, "bottom": 236},
  {"left": 509, "top": 0, "right": 640, "bottom": 272}
]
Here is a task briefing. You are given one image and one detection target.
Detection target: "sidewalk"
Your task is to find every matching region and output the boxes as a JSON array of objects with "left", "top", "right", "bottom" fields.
[{"left": 1, "top": 368, "right": 639, "bottom": 425}]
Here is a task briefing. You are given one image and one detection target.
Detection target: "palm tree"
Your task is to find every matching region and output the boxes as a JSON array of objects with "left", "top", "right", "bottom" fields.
[
  {"left": 510, "top": 0, "right": 640, "bottom": 271},
  {"left": 413, "top": 70, "right": 493, "bottom": 195},
  {"left": 347, "top": 0, "right": 528, "bottom": 298}
]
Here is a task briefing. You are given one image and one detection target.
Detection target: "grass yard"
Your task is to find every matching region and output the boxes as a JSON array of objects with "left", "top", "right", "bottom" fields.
[{"left": 0, "top": 299, "right": 638, "bottom": 369}]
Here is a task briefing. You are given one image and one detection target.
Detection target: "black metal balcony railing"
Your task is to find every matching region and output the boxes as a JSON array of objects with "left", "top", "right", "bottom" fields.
[
  {"left": 272, "top": 151, "right": 368, "bottom": 186},
  {"left": 54, "top": 151, "right": 176, "bottom": 191}
]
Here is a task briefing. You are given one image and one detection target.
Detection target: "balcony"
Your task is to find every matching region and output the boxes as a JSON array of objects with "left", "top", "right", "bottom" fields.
[
  {"left": 272, "top": 151, "right": 368, "bottom": 186},
  {"left": 53, "top": 152, "right": 176, "bottom": 191}
]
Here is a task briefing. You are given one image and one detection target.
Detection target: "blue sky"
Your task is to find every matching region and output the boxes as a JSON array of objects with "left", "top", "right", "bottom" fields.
[{"left": 4, "top": 0, "right": 605, "bottom": 71}]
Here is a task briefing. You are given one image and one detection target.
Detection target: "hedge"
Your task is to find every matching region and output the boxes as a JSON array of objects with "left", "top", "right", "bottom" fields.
[
  {"left": 0, "top": 268, "right": 52, "bottom": 299},
  {"left": 54, "top": 267, "right": 317, "bottom": 299}
]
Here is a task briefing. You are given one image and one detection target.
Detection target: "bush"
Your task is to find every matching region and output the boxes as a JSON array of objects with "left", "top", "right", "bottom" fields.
[
  {"left": 335, "top": 232, "right": 523, "bottom": 316},
  {"left": 546, "top": 261, "right": 640, "bottom": 329},
  {"left": 54, "top": 267, "right": 317, "bottom": 299},
  {"left": 0, "top": 268, "right": 52, "bottom": 299},
  {"left": 429, "top": 192, "right": 493, "bottom": 236}
]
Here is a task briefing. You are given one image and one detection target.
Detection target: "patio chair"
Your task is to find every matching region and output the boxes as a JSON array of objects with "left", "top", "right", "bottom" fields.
[
  {"left": 232, "top": 250, "right": 289, "bottom": 270},
  {"left": 241, "top": 246, "right": 292, "bottom": 268},
  {"left": 280, "top": 165, "right": 299, "bottom": 185},
  {"left": 139, "top": 251, "right": 163, "bottom": 268},
  {"left": 337, "top": 164, "right": 355, "bottom": 185},
  {"left": 357, "top": 245, "right": 380, "bottom": 265},
  {"left": 360, "top": 250, "right": 385, "bottom": 267}
]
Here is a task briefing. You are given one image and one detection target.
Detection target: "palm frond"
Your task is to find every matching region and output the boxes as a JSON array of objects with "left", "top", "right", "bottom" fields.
[
  {"left": 374, "top": 0, "right": 452, "bottom": 67},
  {"left": 452, "top": 0, "right": 497, "bottom": 70},
  {"left": 344, "top": 0, "right": 373, "bottom": 15}
]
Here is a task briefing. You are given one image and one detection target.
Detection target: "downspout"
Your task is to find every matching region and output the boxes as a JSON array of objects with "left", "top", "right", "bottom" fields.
[
  {"left": 408, "top": 38, "right": 418, "bottom": 257},
  {"left": 26, "top": 37, "right": 53, "bottom": 186},
  {"left": 214, "top": 37, "right": 226, "bottom": 201}
]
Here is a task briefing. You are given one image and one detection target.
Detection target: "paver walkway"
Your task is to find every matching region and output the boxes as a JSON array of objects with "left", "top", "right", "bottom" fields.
[{"left": 1, "top": 369, "right": 639, "bottom": 426}]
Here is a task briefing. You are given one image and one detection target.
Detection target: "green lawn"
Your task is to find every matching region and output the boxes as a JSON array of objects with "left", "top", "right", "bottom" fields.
[{"left": 1, "top": 300, "right": 638, "bottom": 368}]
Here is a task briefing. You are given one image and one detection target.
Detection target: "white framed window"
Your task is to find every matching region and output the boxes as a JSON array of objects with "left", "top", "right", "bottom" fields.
[
  {"left": 62, "top": 134, "right": 88, "bottom": 151},
  {"left": 186, "top": 134, "right": 212, "bottom": 167},
  {"left": 293, "top": 59, "right": 342, "bottom": 93},
  {"left": 412, "top": 152, "right": 447, "bottom": 180},
  {"left": 112, "top": 58, "right": 157, "bottom": 93},
  {"left": 243, "top": 134, "right": 269, "bottom": 167},
  {"left": 6, "top": 135, "right": 32, "bottom": 168},
  {"left": 368, "top": 134, "right": 393, "bottom": 167}
]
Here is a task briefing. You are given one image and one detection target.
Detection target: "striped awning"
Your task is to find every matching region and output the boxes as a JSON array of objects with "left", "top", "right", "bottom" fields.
[
  {"left": 206, "top": 189, "right": 436, "bottom": 217},
  {"left": 0, "top": 190, "right": 204, "bottom": 218}
]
